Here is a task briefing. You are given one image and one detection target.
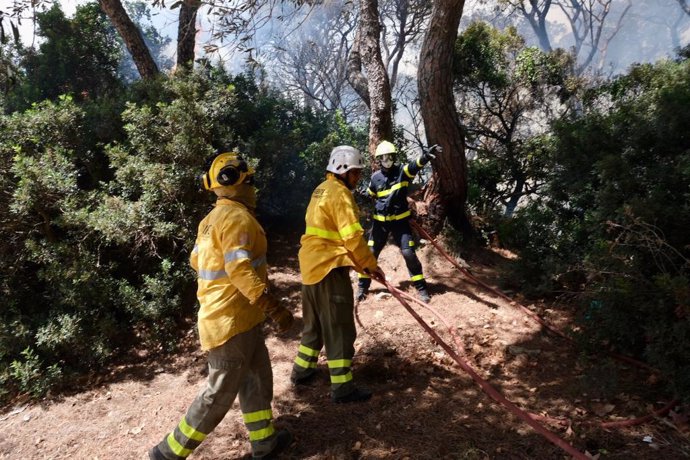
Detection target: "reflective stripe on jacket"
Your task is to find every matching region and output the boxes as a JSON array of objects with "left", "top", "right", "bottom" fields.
[
  {"left": 299, "top": 174, "right": 377, "bottom": 285},
  {"left": 367, "top": 155, "right": 428, "bottom": 220},
  {"left": 191, "top": 198, "right": 267, "bottom": 350}
]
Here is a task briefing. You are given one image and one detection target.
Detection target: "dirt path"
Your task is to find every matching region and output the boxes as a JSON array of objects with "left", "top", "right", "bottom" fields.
[{"left": 2, "top": 232, "right": 688, "bottom": 460}]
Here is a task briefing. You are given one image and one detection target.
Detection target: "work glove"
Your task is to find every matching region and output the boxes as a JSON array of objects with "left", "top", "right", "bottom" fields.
[
  {"left": 365, "top": 266, "right": 386, "bottom": 283},
  {"left": 255, "top": 292, "right": 294, "bottom": 333},
  {"left": 422, "top": 144, "right": 443, "bottom": 162}
]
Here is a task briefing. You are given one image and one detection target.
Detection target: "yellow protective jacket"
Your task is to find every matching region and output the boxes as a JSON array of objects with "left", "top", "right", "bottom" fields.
[
  {"left": 190, "top": 198, "right": 268, "bottom": 350},
  {"left": 299, "top": 174, "right": 378, "bottom": 285}
]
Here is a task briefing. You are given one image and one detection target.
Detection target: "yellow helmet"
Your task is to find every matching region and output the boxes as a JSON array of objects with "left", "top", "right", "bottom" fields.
[
  {"left": 375, "top": 140, "right": 397, "bottom": 157},
  {"left": 201, "top": 152, "right": 255, "bottom": 190}
]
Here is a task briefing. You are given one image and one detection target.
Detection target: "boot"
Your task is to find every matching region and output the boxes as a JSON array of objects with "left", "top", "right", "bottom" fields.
[
  {"left": 356, "top": 287, "right": 368, "bottom": 302},
  {"left": 148, "top": 446, "right": 165, "bottom": 460},
  {"left": 332, "top": 387, "right": 372, "bottom": 403},
  {"left": 290, "top": 369, "right": 318, "bottom": 386},
  {"left": 253, "top": 429, "right": 293, "bottom": 459},
  {"left": 418, "top": 287, "right": 431, "bottom": 303}
]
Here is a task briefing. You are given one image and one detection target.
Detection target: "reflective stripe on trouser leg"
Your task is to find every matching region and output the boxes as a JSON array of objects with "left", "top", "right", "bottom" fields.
[
  {"left": 396, "top": 220, "right": 427, "bottom": 291},
  {"left": 358, "top": 223, "right": 387, "bottom": 291},
  {"left": 161, "top": 417, "right": 207, "bottom": 459},
  {"left": 155, "top": 326, "right": 267, "bottom": 460},
  {"left": 238, "top": 330, "right": 277, "bottom": 458},
  {"left": 328, "top": 358, "right": 353, "bottom": 386},
  {"left": 291, "top": 283, "right": 324, "bottom": 382},
  {"left": 291, "top": 343, "right": 320, "bottom": 382},
  {"left": 242, "top": 409, "right": 276, "bottom": 457},
  {"left": 311, "top": 267, "right": 357, "bottom": 398},
  {"left": 402, "top": 247, "right": 426, "bottom": 290},
  {"left": 293, "top": 343, "right": 319, "bottom": 371}
]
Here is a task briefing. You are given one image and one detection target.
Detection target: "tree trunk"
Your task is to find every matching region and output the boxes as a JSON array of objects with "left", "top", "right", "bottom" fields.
[
  {"left": 98, "top": 0, "right": 159, "bottom": 80},
  {"left": 680, "top": 0, "right": 690, "bottom": 15},
  {"left": 531, "top": 10, "right": 552, "bottom": 52},
  {"left": 176, "top": 0, "right": 200, "bottom": 72},
  {"left": 417, "top": 0, "right": 468, "bottom": 235},
  {"left": 519, "top": 0, "right": 552, "bottom": 52},
  {"left": 504, "top": 176, "right": 525, "bottom": 218},
  {"left": 347, "top": 29, "right": 371, "bottom": 108},
  {"left": 359, "top": 0, "right": 393, "bottom": 160}
]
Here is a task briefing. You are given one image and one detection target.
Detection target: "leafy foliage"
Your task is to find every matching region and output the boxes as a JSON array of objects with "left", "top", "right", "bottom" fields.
[
  {"left": 453, "top": 22, "right": 575, "bottom": 219},
  {"left": 0, "top": 68, "right": 341, "bottom": 402},
  {"left": 5, "top": 3, "right": 123, "bottom": 112},
  {"left": 504, "top": 56, "right": 690, "bottom": 399},
  {"left": 0, "top": 96, "right": 137, "bottom": 397}
]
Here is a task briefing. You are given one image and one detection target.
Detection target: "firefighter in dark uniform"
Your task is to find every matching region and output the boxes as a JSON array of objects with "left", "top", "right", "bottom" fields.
[{"left": 357, "top": 140, "right": 441, "bottom": 303}]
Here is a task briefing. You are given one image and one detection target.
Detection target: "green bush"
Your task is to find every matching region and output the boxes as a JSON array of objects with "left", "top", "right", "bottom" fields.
[
  {"left": 10, "top": 348, "right": 62, "bottom": 398},
  {"left": 502, "top": 56, "right": 690, "bottom": 400},
  {"left": 4, "top": 3, "right": 123, "bottom": 113},
  {"left": 0, "top": 69, "right": 343, "bottom": 403},
  {"left": 454, "top": 23, "right": 573, "bottom": 220}
]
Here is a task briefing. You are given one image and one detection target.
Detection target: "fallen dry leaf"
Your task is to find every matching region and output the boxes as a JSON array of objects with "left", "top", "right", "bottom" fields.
[{"left": 593, "top": 403, "right": 616, "bottom": 417}]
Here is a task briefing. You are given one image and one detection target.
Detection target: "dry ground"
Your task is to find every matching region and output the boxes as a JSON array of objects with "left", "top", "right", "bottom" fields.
[{"left": 2, "top": 230, "right": 689, "bottom": 460}]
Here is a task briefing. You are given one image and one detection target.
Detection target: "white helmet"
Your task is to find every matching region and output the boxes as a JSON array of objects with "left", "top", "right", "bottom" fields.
[{"left": 326, "top": 145, "right": 364, "bottom": 174}]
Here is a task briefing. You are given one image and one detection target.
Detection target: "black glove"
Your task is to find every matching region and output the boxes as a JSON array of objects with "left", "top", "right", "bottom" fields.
[
  {"left": 423, "top": 144, "right": 443, "bottom": 161},
  {"left": 364, "top": 266, "right": 386, "bottom": 283}
]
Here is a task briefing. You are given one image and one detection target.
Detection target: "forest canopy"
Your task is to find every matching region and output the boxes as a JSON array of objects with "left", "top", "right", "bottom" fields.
[{"left": 0, "top": 1, "right": 688, "bottom": 407}]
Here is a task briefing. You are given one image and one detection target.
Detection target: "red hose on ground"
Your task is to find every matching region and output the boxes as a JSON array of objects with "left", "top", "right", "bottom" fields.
[
  {"left": 407, "top": 220, "right": 681, "bottom": 427},
  {"left": 387, "top": 283, "right": 679, "bottom": 430},
  {"left": 369, "top": 273, "right": 590, "bottom": 460},
  {"left": 528, "top": 397, "right": 682, "bottom": 430},
  {"left": 598, "top": 398, "right": 680, "bottom": 429},
  {"left": 392, "top": 288, "right": 467, "bottom": 358},
  {"left": 409, "top": 220, "right": 658, "bottom": 373}
]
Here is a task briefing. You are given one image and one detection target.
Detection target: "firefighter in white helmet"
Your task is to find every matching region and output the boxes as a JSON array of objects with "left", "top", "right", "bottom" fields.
[
  {"left": 357, "top": 140, "right": 442, "bottom": 303},
  {"left": 290, "top": 145, "right": 385, "bottom": 403},
  {"left": 149, "top": 150, "right": 294, "bottom": 460}
]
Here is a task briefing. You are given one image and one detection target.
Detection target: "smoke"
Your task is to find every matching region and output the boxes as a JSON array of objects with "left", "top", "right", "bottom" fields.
[{"left": 462, "top": 0, "right": 690, "bottom": 76}]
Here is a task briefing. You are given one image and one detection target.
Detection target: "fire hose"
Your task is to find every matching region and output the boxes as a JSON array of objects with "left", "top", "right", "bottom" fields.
[
  {"left": 364, "top": 281, "right": 680, "bottom": 429},
  {"left": 353, "top": 220, "right": 679, "bottom": 453},
  {"left": 366, "top": 272, "right": 682, "bottom": 457},
  {"left": 367, "top": 271, "right": 590, "bottom": 459},
  {"left": 408, "top": 220, "right": 658, "bottom": 374}
]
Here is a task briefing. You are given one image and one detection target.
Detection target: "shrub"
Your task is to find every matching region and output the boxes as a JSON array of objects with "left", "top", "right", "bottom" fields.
[
  {"left": 502, "top": 56, "right": 690, "bottom": 400},
  {"left": 10, "top": 348, "right": 62, "bottom": 398},
  {"left": 0, "top": 69, "right": 341, "bottom": 403}
]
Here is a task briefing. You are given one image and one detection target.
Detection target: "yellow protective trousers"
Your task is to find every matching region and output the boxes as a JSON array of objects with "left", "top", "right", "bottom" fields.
[{"left": 154, "top": 325, "right": 278, "bottom": 459}]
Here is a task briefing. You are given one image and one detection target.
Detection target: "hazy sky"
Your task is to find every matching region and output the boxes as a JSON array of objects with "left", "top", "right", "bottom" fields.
[{"left": 9, "top": 0, "right": 690, "bottom": 76}]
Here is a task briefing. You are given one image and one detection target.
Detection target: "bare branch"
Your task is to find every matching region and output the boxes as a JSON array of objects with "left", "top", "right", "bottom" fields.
[{"left": 678, "top": 0, "right": 690, "bottom": 15}]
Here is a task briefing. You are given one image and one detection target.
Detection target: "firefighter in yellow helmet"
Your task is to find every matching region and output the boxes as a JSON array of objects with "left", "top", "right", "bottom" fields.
[
  {"left": 290, "top": 145, "right": 386, "bottom": 403},
  {"left": 149, "top": 151, "right": 294, "bottom": 460},
  {"left": 357, "top": 140, "right": 442, "bottom": 303}
]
